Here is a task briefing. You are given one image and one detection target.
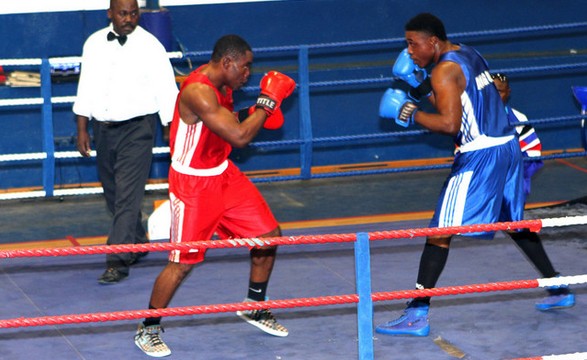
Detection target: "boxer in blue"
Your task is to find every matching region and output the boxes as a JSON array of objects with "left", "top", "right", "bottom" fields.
[{"left": 377, "top": 13, "right": 574, "bottom": 337}]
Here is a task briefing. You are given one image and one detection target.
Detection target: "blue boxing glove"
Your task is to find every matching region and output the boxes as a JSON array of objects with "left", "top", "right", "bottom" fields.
[
  {"left": 393, "top": 49, "right": 427, "bottom": 88},
  {"left": 379, "top": 88, "right": 418, "bottom": 127},
  {"left": 392, "top": 48, "right": 432, "bottom": 101}
]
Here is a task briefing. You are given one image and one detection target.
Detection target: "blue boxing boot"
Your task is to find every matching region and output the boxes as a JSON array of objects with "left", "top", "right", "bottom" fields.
[
  {"left": 376, "top": 301, "right": 430, "bottom": 336},
  {"left": 535, "top": 284, "right": 575, "bottom": 311}
]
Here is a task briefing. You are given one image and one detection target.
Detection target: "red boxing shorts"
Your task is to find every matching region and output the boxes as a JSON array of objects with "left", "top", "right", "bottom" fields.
[{"left": 168, "top": 161, "right": 278, "bottom": 264}]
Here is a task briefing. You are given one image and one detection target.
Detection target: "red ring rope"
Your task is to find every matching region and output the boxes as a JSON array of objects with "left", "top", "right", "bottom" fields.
[{"left": 0, "top": 219, "right": 543, "bottom": 259}]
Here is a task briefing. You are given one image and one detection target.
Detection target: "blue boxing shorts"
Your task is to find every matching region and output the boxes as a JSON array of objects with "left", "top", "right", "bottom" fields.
[{"left": 429, "top": 137, "right": 525, "bottom": 239}]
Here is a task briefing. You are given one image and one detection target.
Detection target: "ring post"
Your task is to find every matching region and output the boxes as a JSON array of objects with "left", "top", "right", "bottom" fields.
[
  {"left": 354, "top": 232, "right": 374, "bottom": 360},
  {"left": 140, "top": 4, "right": 173, "bottom": 52},
  {"left": 571, "top": 86, "right": 587, "bottom": 149}
]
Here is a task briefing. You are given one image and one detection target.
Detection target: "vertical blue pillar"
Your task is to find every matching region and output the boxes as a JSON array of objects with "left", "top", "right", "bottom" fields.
[
  {"left": 355, "top": 232, "right": 374, "bottom": 360},
  {"left": 298, "top": 46, "right": 313, "bottom": 179},
  {"left": 40, "top": 59, "right": 55, "bottom": 197}
]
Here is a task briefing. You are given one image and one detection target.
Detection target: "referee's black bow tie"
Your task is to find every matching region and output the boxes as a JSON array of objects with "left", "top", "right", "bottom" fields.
[{"left": 107, "top": 31, "right": 127, "bottom": 46}]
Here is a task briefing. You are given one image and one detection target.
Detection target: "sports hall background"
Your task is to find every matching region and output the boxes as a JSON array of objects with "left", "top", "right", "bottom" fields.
[
  {"left": 2, "top": 2, "right": 587, "bottom": 359},
  {"left": 1, "top": 0, "right": 587, "bottom": 191}
]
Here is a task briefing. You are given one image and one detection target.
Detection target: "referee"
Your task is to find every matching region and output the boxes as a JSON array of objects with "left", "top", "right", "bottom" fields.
[{"left": 74, "top": 0, "right": 178, "bottom": 284}]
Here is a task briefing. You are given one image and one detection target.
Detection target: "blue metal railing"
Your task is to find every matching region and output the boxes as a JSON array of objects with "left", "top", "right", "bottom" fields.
[
  {"left": 2, "top": 21, "right": 587, "bottom": 199},
  {"left": 298, "top": 45, "right": 313, "bottom": 179}
]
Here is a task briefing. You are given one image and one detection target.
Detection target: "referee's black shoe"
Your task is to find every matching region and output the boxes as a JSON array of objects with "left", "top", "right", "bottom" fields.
[{"left": 98, "top": 268, "right": 128, "bottom": 285}]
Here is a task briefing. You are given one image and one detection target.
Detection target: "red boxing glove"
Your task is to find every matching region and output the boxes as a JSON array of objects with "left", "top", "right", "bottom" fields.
[
  {"left": 256, "top": 71, "right": 296, "bottom": 116},
  {"left": 238, "top": 106, "right": 284, "bottom": 130},
  {"left": 237, "top": 105, "right": 284, "bottom": 130},
  {"left": 263, "top": 108, "right": 284, "bottom": 130}
]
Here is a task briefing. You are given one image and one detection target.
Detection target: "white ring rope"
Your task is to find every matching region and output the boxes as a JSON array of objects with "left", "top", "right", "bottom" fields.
[
  {"left": 0, "top": 190, "right": 46, "bottom": 200},
  {"left": 145, "top": 183, "right": 169, "bottom": 191},
  {"left": 48, "top": 56, "right": 81, "bottom": 64},
  {"left": 152, "top": 146, "right": 170, "bottom": 155},
  {"left": 0, "top": 146, "right": 169, "bottom": 200},
  {"left": 541, "top": 215, "right": 587, "bottom": 228},
  {"left": 0, "top": 52, "right": 182, "bottom": 67},
  {"left": 537, "top": 274, "right": 587, "bottom": 288},
  {"left": 53, "top": 188, "right": 103, "bottom": 196},
  {"left": 0, "top": 183, "right": 169, "bottom": 201},
  {"left": 542, "top": 353, "right": 587, "bottom": 360},
  {"left": 0, "top": 96, "right": 75, "bottom": 107},
  {"left": 51, "top": 96, "right": 77, "bottom": 104},
  {"left": 0, "top": 153, "right": 47, "bottom": 161},
  {"left": 53, "top": 150, "right": 91, "bottom": 159},
  {"left": 0, "top": 58, "right": 42, "bottom": 66},
  {"left": 512, "top": 352, "right": 587, "bottom": 360},
  {"left": 0, "top": 98, "right": 43, "bottom": 106},
  {"left": 0, "top": 147, "right": 168, "bottom": 162}
]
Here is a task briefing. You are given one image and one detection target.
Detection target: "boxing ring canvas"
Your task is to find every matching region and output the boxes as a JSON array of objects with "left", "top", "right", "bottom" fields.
[{"left": 1, "top": 159, "right": 586, "bottom": 359}]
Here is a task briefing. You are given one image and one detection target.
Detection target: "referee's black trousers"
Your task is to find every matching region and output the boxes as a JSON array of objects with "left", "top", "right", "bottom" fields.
[{"left": 93, "top": 114, "right": 158, "bottom": 275}]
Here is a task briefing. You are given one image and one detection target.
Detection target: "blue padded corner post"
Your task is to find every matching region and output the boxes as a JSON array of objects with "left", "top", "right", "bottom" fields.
[
  {"left": 140, "top": 7, "right": 173, "bottom": 52},
  {"left": 571, "top": 86, "right": 587, "bottom": 150},
  {"left": 354, "top": 232, "right": 374, "bottom": 360}
]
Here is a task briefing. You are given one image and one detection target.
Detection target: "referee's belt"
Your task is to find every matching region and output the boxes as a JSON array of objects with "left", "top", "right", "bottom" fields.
[{"left": 99, "top": 115, "right": 147, "bottom": 127}]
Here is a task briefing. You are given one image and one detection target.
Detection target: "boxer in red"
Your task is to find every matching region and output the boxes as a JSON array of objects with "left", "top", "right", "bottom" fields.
[{"left": 134, "top": 34, "right": 295, "bottom": 358}]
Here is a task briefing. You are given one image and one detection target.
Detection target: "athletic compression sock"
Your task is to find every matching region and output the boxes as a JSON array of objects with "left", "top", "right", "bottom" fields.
[
  {"left": 143, "top": 304, "right": 162, "bottom": 327},
  {"left": 510, "top": 230, "right": 558, "bottom": 278},
  {"left": 414, "top": 243, "right": 449, "bottom": 305},
  {"left": 247, "top": 280, "right": 268, "bottom": 302}
]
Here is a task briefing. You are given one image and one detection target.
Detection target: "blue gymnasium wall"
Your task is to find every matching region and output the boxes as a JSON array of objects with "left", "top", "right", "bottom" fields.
[{"left": 1, "top": 0, "right": 587, "bottom": 190}]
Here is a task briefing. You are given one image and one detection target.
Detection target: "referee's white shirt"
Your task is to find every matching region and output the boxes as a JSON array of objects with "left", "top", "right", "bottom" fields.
[{"left": 73, "top": 24, "right": 178, "bottom": 125}]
